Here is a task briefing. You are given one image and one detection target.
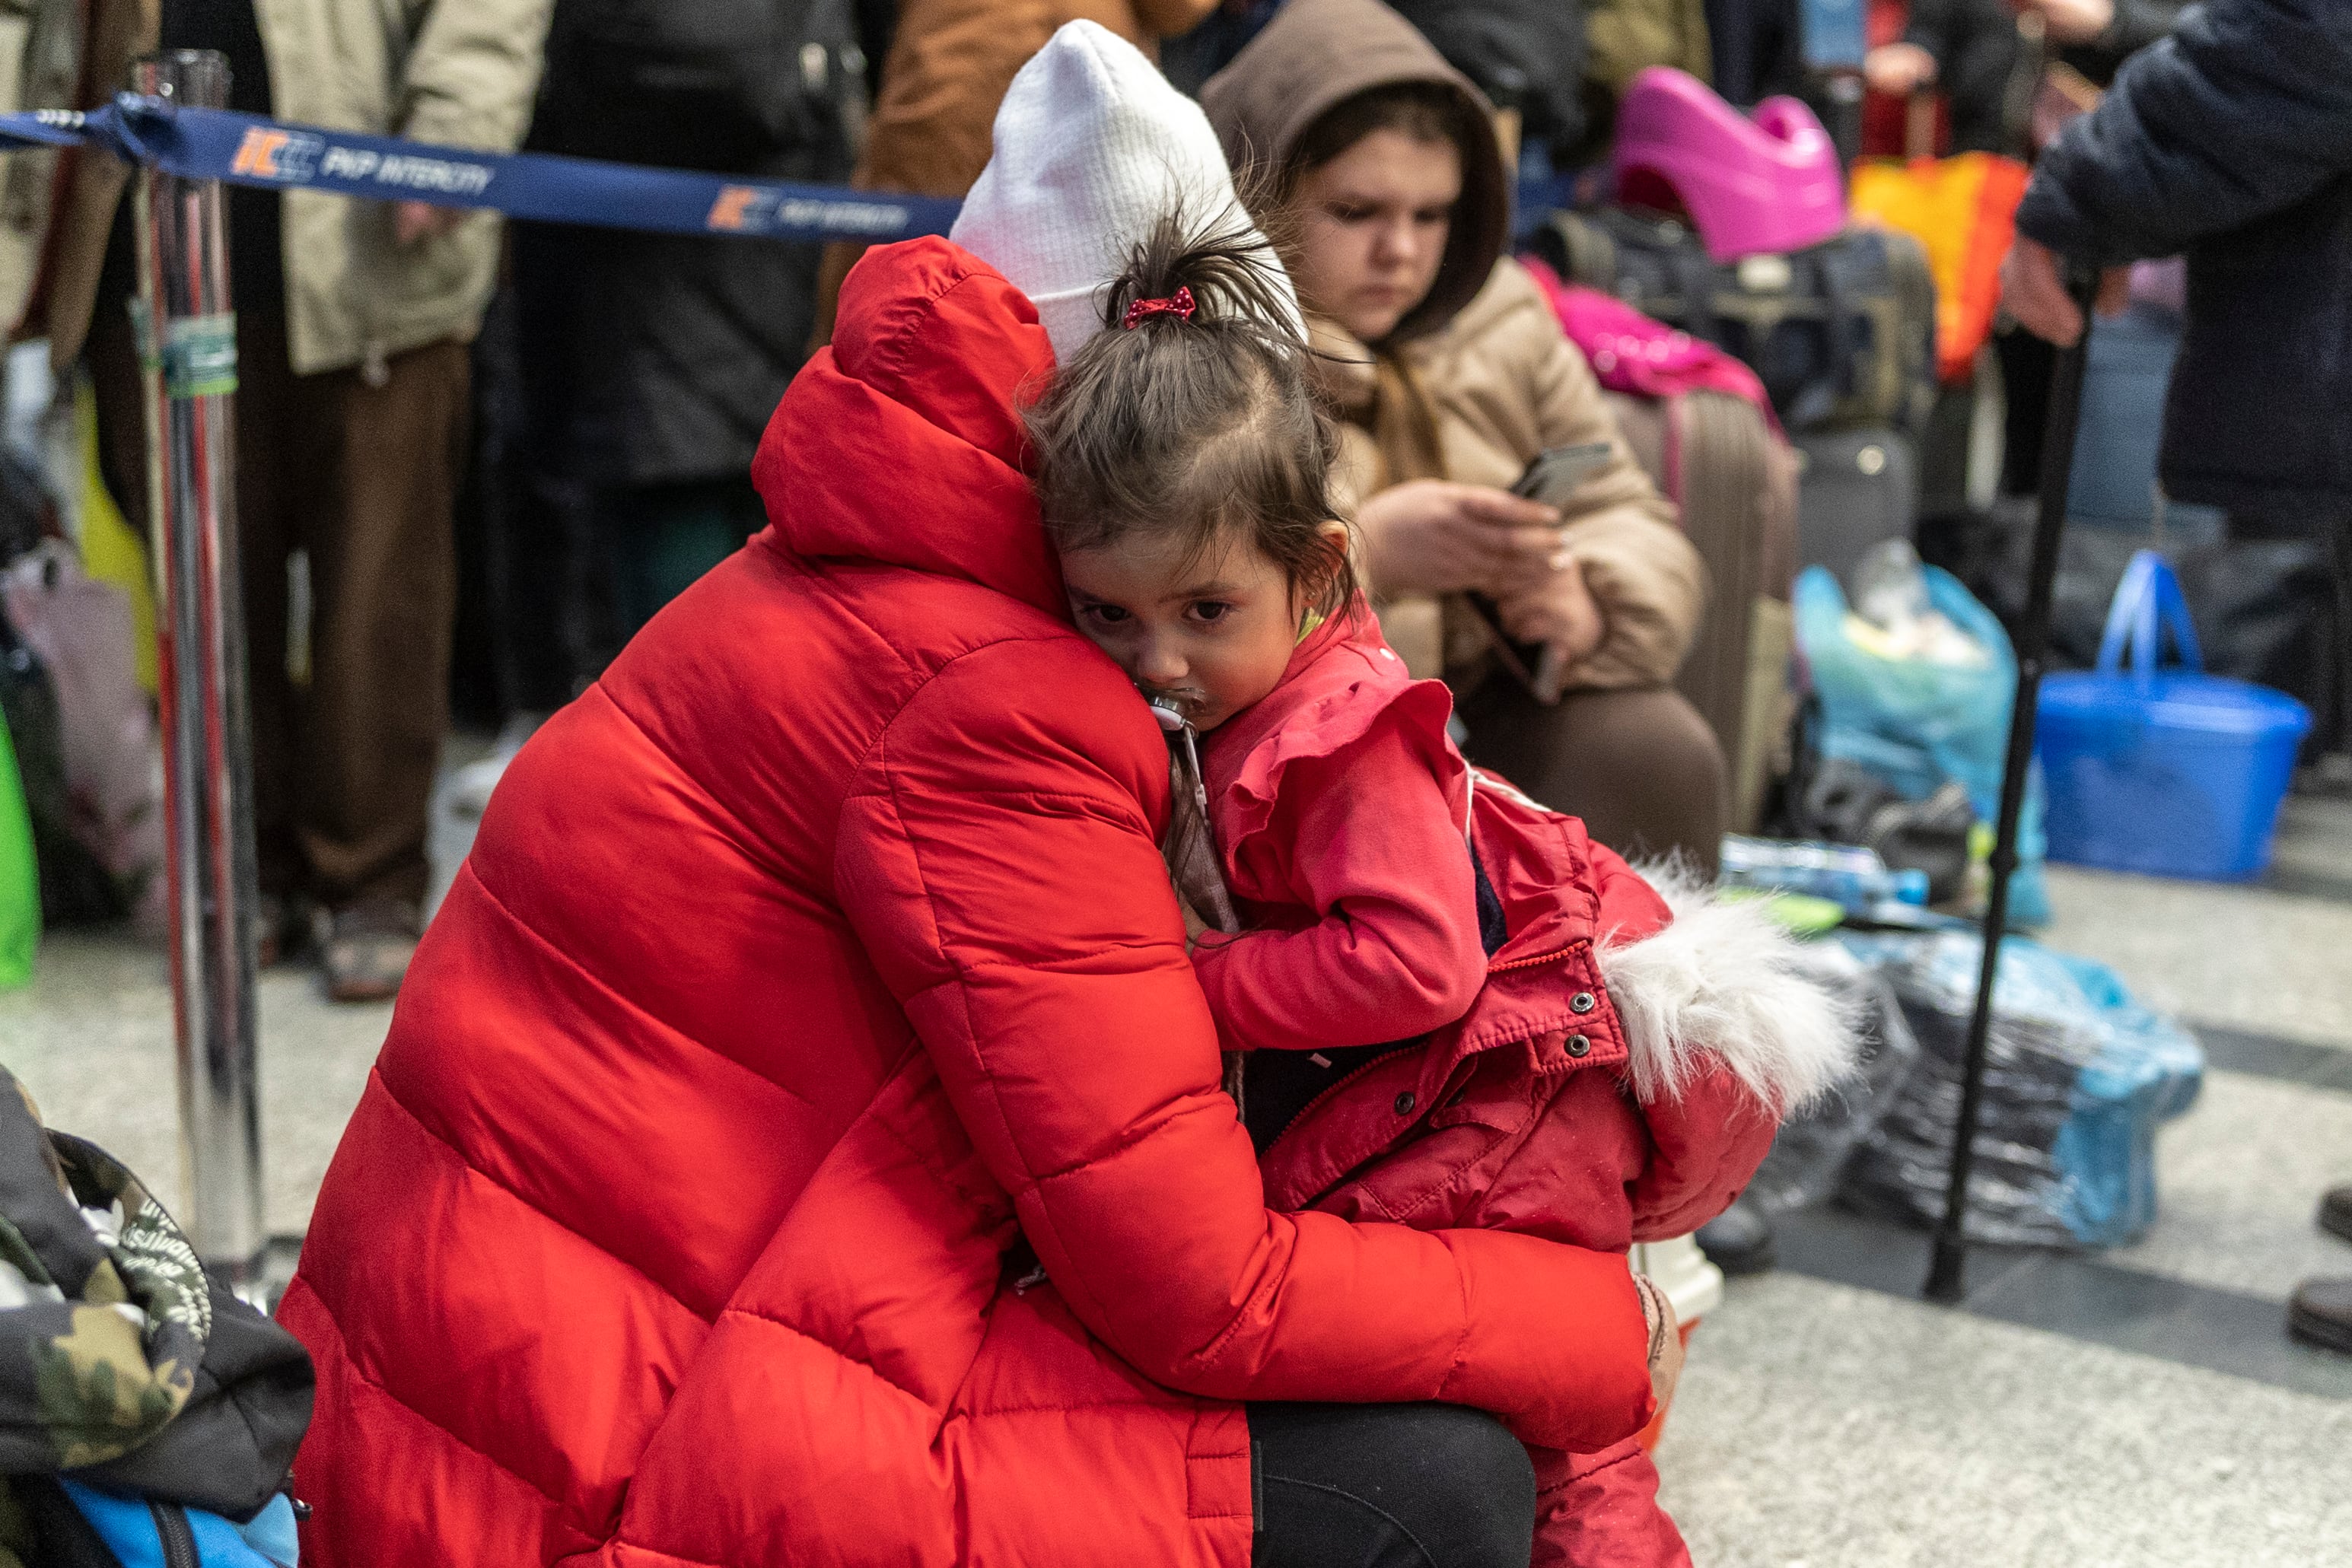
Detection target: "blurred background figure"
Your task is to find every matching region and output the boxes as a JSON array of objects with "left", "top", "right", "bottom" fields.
[
  {"left": 510, "top": 0, "right": 866, "bottom": 682},
  {"left": 1861, "top": 0, "right": 2021, "bottom": 154},
  {"left": 27, "top": 0, "right": 552, "bottom": 1001},
  {"left": 2028, "top": 0, "right": 2185, "bottom": 84},
  {"left": 2000, "top": 0, "right": 2352, "bottom": 1350},
  {"left": 806, "top": 0, "right": 1221, "bottom": 350},
  {"left": 1578, "top": 0, "right": 1714, "bottom": 164}
]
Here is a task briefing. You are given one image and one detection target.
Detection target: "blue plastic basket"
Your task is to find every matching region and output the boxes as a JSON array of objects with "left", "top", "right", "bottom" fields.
[{"left": 2037, "top": 552, "right": 2309, "bottom": 882}]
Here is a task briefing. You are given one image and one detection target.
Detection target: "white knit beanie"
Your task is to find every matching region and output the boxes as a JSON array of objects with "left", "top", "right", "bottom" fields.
[{"left": 950, "top": 21, "right": 1303, "bottom": 364}]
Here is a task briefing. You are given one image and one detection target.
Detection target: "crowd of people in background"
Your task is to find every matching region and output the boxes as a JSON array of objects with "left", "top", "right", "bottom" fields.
[
  {"left": 0, "top": 0, "right": 2337, "bottom": 1022},
  {"left": 0, "top": 0, "right": 2340, "bottom": 1557}
]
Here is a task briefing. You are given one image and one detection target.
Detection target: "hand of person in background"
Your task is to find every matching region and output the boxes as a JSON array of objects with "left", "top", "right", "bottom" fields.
[
  {"left": 393, "top": 200, "right": 466, "bottom": 246},
  {"left": 2026, "top": 0, "right": 2118, "bottom": 46},
  {"left": 1494, "top": 555, "right": 1605, "bottom": 705},
  {"left": 1999, "top": 234, "right": 2132, "bottom": 346},
  {"left": 1863, "top": 41, "right": 1940, "bottom": 97},
  {"left": 1355, "top": 480, "right": 1563, "bottom": 599}
]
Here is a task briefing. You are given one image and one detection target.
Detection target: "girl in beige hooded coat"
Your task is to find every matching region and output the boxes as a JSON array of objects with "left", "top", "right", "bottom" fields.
[{"left": 1204, "top": 0, "right": 1728, "bottom": 871}]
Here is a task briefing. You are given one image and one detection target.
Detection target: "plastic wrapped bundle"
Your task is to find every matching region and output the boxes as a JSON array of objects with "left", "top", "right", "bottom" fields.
[
  {"left": 1840, "top": 930, "right": 2204, "bottom": 1248},
  {"left": 1747, "top": 939, "right": 1924, "bottom": 1213}
]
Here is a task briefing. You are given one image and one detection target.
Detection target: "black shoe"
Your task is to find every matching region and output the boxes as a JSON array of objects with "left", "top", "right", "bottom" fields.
[
  {"left": 251, "top": 892, "right": 308, "bottom": 969},
  {"left": 2287, "top": 1278, "right": 2352, "bottom": 1356},
  {"left": 1696, "top": 1198, "right": 1778, "bottom": 1277},
  {"left": 2320, "top": 1185, "right": 2352, "bottom": 1246}
]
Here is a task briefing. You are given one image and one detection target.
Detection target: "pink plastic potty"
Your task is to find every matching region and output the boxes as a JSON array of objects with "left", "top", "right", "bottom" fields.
[{"left": 1612, "top": 67, "right": 1847, "bottom": 261}]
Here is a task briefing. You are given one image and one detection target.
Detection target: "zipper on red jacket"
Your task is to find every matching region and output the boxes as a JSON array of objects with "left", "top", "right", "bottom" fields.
[
  {"left": 1486, "top": 940, "right": 1581, "bottom": 975},
  {"left": 1264, "top": 1045, "right": 1418, "bottom": 1162},
  {"left": 1266, "top": 943, "right": 1587, "bottom": 1156}
]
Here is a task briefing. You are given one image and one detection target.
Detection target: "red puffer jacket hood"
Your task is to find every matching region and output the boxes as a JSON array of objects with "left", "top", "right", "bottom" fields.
[
  {"left": 278, "top": 237, "right": 1660, "bottom": 1568},
  {"left": 758, "top": 247, "right": 1064, "bottom": 615}
]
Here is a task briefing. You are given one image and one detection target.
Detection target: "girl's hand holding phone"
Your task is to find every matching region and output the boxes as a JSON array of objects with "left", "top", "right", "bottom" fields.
[{"left": 1496, "top": 557, "right": 1605, "bottom": 703}]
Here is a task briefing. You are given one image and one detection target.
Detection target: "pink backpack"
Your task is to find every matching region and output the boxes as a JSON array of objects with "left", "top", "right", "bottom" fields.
[
  {"left": 1522, "top": 257, "right": 1783, "bottom": 435},
  {"left": 2, "top": 545, "right": 164, "bottom": 928}
]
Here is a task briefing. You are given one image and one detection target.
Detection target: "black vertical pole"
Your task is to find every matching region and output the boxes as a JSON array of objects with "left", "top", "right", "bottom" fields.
[{"left": 1924, "top": 267, "right": 2102, "bottom": 1303}]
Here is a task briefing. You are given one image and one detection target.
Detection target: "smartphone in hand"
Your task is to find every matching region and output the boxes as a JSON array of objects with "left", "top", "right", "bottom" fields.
[
  {"left": 1510, "top": 440, "right": 1615, "bottom": 511},
  {"left": 1470, "top": 441, "right": 1615, "bottom": 698}
]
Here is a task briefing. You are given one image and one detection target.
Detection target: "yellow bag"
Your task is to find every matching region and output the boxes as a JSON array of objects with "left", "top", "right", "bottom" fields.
[
  {"left": 72, "top": 379, "right": 158, "bottom": 693},
  {"left": 1850, "top": 152, "right": 2031, "bottom": 386}
]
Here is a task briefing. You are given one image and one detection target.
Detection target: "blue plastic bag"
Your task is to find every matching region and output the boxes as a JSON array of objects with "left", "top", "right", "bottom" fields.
[
  {"left": 1838, "top": 929, "right": 2204, "bottom": 1248},
  {"left": 55, "top": 1479, "right": 298, "bottom": 1567},
  {"left": 1795, "top": 562, "right": 2051, "bottom": 926}
]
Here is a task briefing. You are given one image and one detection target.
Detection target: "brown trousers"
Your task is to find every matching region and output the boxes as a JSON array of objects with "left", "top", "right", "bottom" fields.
[
  {"left": 1457, "top": 679, "right": 1728, "bottom": 878},
  {"left": 93, "top": 306, "right": 469, "bottom": 909}
]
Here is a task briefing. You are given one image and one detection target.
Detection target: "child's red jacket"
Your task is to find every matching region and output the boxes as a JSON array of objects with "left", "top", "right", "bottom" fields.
[{"left": 1195, "top": 615, "right": 1853, "bottom": 1568}]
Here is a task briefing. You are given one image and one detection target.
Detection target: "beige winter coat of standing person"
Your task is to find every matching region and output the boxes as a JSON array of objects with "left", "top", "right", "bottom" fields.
[
  {"left": 26, "top": 0, "right": 552, "bottom": 1003},
  {"left": 254, "top": 0, "right": 551, "bottom": 377},
  {"left": 25, "top": 0, "right": 550, "bottom": 377}
]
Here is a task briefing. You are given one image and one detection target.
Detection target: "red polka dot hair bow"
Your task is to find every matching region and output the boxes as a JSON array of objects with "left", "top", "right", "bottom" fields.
[{"left": 1121, "top": 286, "right": 1197, "bottom": 329}]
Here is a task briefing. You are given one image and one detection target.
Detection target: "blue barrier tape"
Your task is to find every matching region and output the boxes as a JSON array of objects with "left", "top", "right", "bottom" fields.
[{"left": 0, "top": 96, "right": 963, "bottom": 245}]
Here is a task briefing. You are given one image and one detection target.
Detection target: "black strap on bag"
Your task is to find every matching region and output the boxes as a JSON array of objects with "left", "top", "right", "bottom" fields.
[{"left": 1668, "top": 242, "right": 1723, "bottom": 352}]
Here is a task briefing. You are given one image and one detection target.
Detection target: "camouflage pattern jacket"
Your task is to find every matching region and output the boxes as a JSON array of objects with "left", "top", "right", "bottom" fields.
[{"left": 0, "top": 1067, "right": 312, "bottom": 1563}]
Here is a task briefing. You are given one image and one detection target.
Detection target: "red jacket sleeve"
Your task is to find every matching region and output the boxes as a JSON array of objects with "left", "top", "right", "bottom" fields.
[
  {"left": 835, "top": 637, "right": 1654, "bottom": 1452},
  {"left": 1191, "top": 717, "right": 1488, "bottom": 1054}
]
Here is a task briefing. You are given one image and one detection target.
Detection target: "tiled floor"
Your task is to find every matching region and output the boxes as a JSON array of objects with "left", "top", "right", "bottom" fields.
[
  {"left": 1658, "top": 792, "right": 2352, "bottom": 1566},
  {"left": 2, "top": 780, "right": 2347, "bottom": 1563}
]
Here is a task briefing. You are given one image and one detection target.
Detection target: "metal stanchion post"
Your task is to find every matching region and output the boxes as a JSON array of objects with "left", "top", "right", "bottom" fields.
[
  {"left": 1923, "top": 266, "right": 2102, "bottom": 1303},
  {"left": 132, "top": 49, "right": 269, "bottom": 1289}
]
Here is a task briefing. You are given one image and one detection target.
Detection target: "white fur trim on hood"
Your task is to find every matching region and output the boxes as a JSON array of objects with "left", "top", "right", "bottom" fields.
[
  {"left": 1596, "top": 864, "right": 1862, "bottom": 1113},
  {"left": 949, "top": 21, "right": 1303, "bottom": 363}
]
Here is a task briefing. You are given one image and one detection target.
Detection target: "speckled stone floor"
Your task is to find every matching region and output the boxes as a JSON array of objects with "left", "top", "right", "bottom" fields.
[
  {"left": 1660, "top": 791, "right": 2352, "bottom": 1566},
  {"left": 2, "top": 765, "right": 2347, "bottom": 1564}
]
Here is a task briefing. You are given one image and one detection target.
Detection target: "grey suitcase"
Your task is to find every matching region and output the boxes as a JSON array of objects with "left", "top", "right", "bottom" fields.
[
  {"left": 1608, "top": 389, "right": 1799, "bottom": 832},
  {"left": 1794, "top": 428, "right": 1918, "bottom": 592}
]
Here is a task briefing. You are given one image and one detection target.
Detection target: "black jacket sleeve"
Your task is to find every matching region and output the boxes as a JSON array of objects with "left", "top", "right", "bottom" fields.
[
  {"left": 1902, "top": 0, "right": 2024, "bottom": 154},
  {"left": 2016, "top": 0, "right": 2352, "bottom": 265},
  {"left": 2102, "top": 0, "right": 2186, "bottom": 57},
  {"left": 2060, "top": 0, "right": 2185, "bottom": 85}
]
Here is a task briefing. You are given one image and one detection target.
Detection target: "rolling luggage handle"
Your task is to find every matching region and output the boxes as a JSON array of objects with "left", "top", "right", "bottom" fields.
[{"left": 2095, "top": 549, "right": 2203, "bottom": 680}]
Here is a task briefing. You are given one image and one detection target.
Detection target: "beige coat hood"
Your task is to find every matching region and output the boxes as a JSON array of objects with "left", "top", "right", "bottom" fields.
[{"left": 1199, "top": 0, "right": 1508, "bottom": 345}]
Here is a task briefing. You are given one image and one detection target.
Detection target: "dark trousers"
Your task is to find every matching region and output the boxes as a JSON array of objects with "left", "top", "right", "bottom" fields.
[
  {"left": 1458, "top": 681, "right": 1730, "bottom": 877},
  {"left": 1250, "top": 1402, "right": 1536, "bottom": 1568},
  {"left": 93, "top": 304, "right": 469, "bottom": 909}
]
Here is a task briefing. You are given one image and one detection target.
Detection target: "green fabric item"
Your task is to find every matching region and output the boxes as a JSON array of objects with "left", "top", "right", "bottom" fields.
[
  {"left": 607, "top": 480, "right": 767, "bottom": 638},
  {"left": 0, "top": 717, "right": 39, "bottom": 990},
  {"left": 1719, "top": 886, "right": 1846, "bottom": 937}
]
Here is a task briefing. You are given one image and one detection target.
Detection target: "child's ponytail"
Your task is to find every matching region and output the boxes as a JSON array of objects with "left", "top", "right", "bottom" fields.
[{"left": 1026, "top": 205, "right": 1358, "bottom": 622}]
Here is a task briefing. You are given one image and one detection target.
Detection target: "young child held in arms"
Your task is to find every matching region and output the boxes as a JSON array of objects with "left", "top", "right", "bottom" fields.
[{"left": 1026, "top": 209, "right": 1854, "bottom": 1568}]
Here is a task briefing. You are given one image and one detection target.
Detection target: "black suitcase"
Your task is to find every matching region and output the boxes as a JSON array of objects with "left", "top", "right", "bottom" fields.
[
  {"left": 1794, "top": 428, "right": 1918, "bottom": 590},
  {"left": 1528, "top": 208, "right": 1937, "bottom": 437}
]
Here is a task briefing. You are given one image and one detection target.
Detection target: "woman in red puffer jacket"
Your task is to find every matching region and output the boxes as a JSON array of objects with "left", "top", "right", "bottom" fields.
[{"left": 275, "top": 229, "right": 1667, "bottom": 1566}]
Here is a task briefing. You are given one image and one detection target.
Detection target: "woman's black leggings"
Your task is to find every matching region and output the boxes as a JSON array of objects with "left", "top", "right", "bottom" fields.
[{"left": 1249, "top": 1402, "right": 1536, "bottom": 1568}]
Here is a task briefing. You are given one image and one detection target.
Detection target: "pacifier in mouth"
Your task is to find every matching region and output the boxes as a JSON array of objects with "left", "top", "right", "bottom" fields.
[{"left": 1143, "top": 689, "right": 1206, "bottom": 730}]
